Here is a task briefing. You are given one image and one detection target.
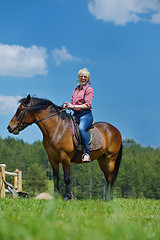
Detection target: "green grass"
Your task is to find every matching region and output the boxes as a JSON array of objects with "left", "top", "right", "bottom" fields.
[{"left": 0, "top": 198, "right": 160, "bottom": 240}]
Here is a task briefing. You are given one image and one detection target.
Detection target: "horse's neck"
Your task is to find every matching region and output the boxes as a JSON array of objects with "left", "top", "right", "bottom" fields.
[{"left": 33, "top": 109, "right": 59, "bottom": 136}]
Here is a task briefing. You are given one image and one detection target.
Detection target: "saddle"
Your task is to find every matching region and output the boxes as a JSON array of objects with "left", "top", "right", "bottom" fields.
[{"left": 71, "top": 116, "right": 103, "bottom": 152}]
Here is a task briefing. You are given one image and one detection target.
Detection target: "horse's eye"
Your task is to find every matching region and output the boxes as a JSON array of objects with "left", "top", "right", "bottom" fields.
[
  {"left": 16, "top": 110, "right": 20, "bottom": 117},
  {"left": 16, "top": 109, "right": 23, "bottom": 119}
]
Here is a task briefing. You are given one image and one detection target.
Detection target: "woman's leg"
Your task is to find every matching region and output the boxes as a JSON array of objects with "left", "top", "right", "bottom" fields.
[{"left": 79, "top": 113, "right": 93, "bottom": 154}]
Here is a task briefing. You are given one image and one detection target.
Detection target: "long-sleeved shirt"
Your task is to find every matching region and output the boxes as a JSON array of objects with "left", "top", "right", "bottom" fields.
[{"left": 70, "top": 84, "right": 94, "bottom": 111}]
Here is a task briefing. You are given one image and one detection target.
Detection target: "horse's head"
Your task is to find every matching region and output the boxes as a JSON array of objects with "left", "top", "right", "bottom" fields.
[{"left": 7, "top": 94, "right": 34, "bottom": 135}]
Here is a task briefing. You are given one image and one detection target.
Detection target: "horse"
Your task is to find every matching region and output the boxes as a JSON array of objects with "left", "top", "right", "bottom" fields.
[{"left": 7, "top": 94, "right": 122, "bottom": 200}]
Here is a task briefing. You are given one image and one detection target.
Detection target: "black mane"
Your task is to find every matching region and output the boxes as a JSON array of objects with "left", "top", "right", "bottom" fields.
[
  {"left": 19, "top": 97, "right": 71, "bottom": 121},
  {"left": 19, "top": 97, "right": 55, "bottom": 112}
]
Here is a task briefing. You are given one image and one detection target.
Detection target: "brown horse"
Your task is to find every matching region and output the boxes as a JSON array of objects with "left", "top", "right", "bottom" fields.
[{"left": 7, "top": 94, "right": 122, "bottom": 200}]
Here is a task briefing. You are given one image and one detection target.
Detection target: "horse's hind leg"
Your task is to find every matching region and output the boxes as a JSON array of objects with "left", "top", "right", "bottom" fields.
[{"left": 97, "top": 153, "right": 118, "bottom": 200}]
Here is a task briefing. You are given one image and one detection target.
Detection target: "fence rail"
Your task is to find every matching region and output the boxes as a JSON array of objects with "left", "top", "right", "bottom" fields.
[
  {"left": 0, "top": 164, "right": 22, "bottom": 198},
  {"left": 5, "top": 171, "right": 18, "bottom": 176}
]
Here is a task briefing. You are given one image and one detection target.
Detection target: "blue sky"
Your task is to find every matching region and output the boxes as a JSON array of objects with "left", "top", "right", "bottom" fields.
[{"left": 0, "top": 0, "right": 160, "bottom": 147}]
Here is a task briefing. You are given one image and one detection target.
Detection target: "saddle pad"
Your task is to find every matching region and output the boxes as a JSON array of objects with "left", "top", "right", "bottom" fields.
[{"left": 71, "top": 120, "right": 103, "bottom": 151}]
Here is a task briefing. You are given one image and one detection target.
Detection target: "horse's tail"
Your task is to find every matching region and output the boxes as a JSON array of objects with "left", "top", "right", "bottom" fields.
[{"left": 111, "top": 143, "right": 123, "bottom": 186}]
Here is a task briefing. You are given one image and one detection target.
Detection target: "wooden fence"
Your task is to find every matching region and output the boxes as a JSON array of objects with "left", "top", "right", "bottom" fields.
[{"left": 0, "top": 164, "right": 22, "bottom": 198}]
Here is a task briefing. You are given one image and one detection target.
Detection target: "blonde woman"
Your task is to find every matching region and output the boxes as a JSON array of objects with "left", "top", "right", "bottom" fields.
[{"left": 63, "top": 68, "right": 94, "bottom": 162}]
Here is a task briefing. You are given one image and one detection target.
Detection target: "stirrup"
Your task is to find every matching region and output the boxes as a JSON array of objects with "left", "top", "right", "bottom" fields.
[{"left": 82, "top": 153, "right": 91, "bottom": 163}]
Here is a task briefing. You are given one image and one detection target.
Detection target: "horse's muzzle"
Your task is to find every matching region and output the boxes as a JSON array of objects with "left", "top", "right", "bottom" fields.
[
  {"left": 7, "top": 125, "right": 12, "bottom": 133},
  {"left": 7, "top": 125, "right": 19, "bottom": 135}
]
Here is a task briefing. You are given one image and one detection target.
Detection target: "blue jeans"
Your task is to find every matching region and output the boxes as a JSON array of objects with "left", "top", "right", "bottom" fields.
[{"left": 74, "top": 110, "right": 93, "bottom": 154}]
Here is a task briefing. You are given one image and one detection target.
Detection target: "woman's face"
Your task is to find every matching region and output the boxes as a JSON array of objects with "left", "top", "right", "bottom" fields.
[{"left": 79, "top": 75, "right": 88, "bottom": 86}]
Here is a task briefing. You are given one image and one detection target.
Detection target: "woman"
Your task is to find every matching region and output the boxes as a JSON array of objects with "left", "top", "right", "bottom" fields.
[{"left": 63, "top": 68, "right": 94, "bottom": 162}]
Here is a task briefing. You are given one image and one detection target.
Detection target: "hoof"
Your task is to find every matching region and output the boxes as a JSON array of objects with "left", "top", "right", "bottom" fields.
[
  {"left": 64, "top": 195, "right": 71, "bottom": 201},
  {"left": 54, "top": 191, "right": 60, "bottom": 199},
  {"left": 105, "top": 197, "right": 113, "bottom": 201}
]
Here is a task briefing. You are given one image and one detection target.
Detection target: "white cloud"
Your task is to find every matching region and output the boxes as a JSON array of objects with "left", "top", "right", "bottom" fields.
[
  {"left": 151, "top": 11, "right": 160, "bottom": 23},
  {"left": 88, "top": 0, "right": 160, "bottom": 25},
  {"left": 0, "top": 95, "right": 22, "bottom": 115},
  {"left": 52, "top": 46, "right": 82, "bottom": 65},
  {"left": 0, "top": 44, "right": 48, "bottom": 77}
]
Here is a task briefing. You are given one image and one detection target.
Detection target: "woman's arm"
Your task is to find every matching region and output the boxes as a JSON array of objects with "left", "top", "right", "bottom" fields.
[
  {"left": 63, "top": 102, "right": 89, "bottom": 110},
  {"left": 63, "top": 86, "right": 94, "bottom": 110}
]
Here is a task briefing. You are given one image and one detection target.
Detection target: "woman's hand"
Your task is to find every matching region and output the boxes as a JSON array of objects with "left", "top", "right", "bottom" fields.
[
  {"left": 62, "top": 103, "right": 68, "bottom": 109},
  {"left": 63, "top": 102, "right": 74, "bottom": 109}
]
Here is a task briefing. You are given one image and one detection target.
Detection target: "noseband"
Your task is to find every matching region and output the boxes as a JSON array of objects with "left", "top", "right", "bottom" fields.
[{"left": 12, "top": 102, "right": 33, "bottom": 132}]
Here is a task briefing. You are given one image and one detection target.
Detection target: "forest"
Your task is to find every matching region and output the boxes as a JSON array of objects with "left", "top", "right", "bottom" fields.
[{"left": 0, "top": 136, "right": 160, "bottom": 199}]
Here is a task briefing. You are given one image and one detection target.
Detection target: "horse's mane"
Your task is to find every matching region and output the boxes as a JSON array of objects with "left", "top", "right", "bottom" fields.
[{"left": 19, "top": 97, "right": 71, "bottom": 121}]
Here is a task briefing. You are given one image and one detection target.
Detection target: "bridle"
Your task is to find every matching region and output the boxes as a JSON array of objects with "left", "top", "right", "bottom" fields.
[{"left": 14, "top": 101, "right": 66, "bottom": 132}]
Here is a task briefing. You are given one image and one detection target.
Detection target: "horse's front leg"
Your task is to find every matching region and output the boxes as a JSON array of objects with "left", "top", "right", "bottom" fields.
[
  {"left": 62, "top": 162, "right": 71, "bottom": 200},
  {"left": 52, "top": 163, "right": 60, "bottom": 198},
  {"left": 106, "top": 183, "right": 113, "bottom": 201}
]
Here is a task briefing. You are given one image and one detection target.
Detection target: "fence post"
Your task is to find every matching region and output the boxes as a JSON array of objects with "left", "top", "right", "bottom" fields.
[
  {"left": 0, "top": 164, "right": 6, "bottom": 199},
  {"left": 14, "top": 169, "right": 19, "bottom": 190},
  {"left": 18, "top": 170, "right": 22, "bottom": 192}
]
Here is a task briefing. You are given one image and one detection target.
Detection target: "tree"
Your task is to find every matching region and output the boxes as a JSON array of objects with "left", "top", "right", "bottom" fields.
[
  {"left": 1, "top": 136, "right": 160, "bottom": 199},
  {"left": 23, "top": 163, "right": 48, "bottom": 197}
]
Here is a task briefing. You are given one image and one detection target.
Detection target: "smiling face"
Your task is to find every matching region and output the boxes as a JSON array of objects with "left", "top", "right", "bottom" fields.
[{"left": 79, "top": 75, "right": 89, "bottom": 86}]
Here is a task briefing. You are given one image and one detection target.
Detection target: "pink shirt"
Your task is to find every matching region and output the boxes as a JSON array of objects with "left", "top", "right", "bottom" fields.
[{"left": 71, "top": 84, "right": 94, "bottom": 111}]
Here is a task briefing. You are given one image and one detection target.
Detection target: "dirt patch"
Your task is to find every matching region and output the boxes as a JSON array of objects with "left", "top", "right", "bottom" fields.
[{"left": 35, "top": 192, "right": 53, "bottom": 200}]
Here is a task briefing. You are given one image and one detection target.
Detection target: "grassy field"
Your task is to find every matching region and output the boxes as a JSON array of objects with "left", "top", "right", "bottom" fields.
[{"left": 0, "top": 198, "right": 160, "bottom": 240}]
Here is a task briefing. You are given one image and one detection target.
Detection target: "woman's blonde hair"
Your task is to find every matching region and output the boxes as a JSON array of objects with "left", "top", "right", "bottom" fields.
[{"left": 78, "top": 68, "right": 90, "bottom": 82}]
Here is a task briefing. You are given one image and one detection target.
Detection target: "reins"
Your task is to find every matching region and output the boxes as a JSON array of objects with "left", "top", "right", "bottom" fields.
[
  {"left": 15, "top": 101, "right": 67, "bottom": 132},
  {"left": 20, "top": 86, "right": 89, "bottom": 127},
  {"left": 33, "top": 108, "right": 66, "bottom": 124}
]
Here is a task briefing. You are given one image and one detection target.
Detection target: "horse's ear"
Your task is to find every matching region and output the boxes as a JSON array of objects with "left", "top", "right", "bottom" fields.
[{"left": 24, "top": 94, "right": 31, "bottom": 104}]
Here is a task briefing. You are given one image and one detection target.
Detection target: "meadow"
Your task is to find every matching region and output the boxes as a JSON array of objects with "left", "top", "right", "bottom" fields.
[{"left": 0, "top": 198, "right": 160, "bottom": 240}]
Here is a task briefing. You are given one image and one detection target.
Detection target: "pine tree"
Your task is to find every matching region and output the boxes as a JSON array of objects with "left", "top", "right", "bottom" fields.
[{"left": 23, "top": 163, "right": 48, "bottom": 197}]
